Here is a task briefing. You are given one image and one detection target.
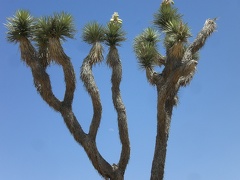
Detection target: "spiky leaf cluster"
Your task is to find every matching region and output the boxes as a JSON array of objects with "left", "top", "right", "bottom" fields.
[
  {"left": 154, "top": 3, "right": 182, "bottom": 32},
  {"left": 5, "top": 10, "right": 35, "bottom": 43},
  {"left": 82, "top": 22, "right": 105, "bottom": 44},
  {"left": 133, "top": 28, "right": 160, "bottom": 69},
  {"left": 104, "top": 22, "right": 126, "bottom": 46},
  {"left": 34, "top": 12, "right": 75, "bottom": 47},
  {"left": 164, "top": 21, "right": 191, "bottom": 58},
  {"left": 153, "top": 3, "right": 191, "bottom": 59}
]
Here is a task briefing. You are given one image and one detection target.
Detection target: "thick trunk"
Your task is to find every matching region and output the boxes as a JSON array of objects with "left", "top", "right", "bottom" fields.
[{"left": 150, "top": 84, "right": 174, "bottom": 180}]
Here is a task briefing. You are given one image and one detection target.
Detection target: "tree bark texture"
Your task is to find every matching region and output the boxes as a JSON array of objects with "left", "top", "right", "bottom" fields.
[{"left": 107, "top": 46, "right": 130, "bottom": 175}]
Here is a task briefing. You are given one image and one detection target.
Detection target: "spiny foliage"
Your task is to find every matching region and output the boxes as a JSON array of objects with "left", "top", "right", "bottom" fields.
[
  {"left": 154, "top": 3, "right": 182, "bottom": 32},
  {"left": 155, "top": 3, "right": 191, "bottom": 59},
  {"left": 105, "top": 21, "right": 126, "bottom": 46},
  {"left": 82, "top": 22, "right": 105, "bottom": 44},
  {"left": 134, "top": 2, "right": 193, "bottom": 69},
  {"left": 5, "top": 10, "right": 76, "bottom": 47},
  {"left": 81, "top": 13, "right": 126, "bottom": 65},
  {"left": 5, "top": 10, "right": 35, "bottom": 43},
  {"left": 35, "top": 12, "right": 76, "bottom": 47},
  {"left": 133, "top": 28, "right": 160, "bottom": 69},
  {"left": 82, "top": 22, "right": 105, "bottom": 64}
]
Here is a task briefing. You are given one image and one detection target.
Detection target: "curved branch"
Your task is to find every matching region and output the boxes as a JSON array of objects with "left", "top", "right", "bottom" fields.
[
  {"left": 80, "top": 55, "right": 102, "bottom": 140},
  {"left": 107, "top": 46, "right": 130, "bottom": 173},
  {"left": 183, "top": 18, "right": 217, "bottom": 62},
  {"left": 19, "top": 38, "right": 61, "bottom": 111},
  {"left": 48, "top": 38, "right": 76, "bottom": 107}
]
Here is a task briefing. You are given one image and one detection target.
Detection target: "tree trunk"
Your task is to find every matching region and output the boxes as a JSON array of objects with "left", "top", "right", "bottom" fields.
[{"left": 150, "top": 81, "right": 175, "bottom": 180}]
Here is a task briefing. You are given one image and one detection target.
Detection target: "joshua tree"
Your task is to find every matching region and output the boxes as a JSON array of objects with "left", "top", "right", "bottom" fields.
[
  {"left": 6, "top": 1, "right": 216, "bottom": 180},
  {"left": 133, "top": 1, "right": 216, "bottom": 179},
  {"left": 6, "top": 10, "right": 129, "bottom": 180}
]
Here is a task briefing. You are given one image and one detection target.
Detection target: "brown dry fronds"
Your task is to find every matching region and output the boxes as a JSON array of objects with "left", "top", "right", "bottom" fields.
[
  {"left": 19, "top": 38, "right": 37, "bottom": 66},
  {"left": 88, "top": 42, "right": 104, "bottom": 65}
]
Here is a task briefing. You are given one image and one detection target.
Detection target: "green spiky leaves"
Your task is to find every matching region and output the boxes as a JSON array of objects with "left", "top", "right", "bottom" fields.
[
  {"left": 134, "top": 28, "right": 161, "bottom": 69},
  {"left": 153, "top": 2, "right": 191, "bottom": 59},
  {"left": 82, "top": 22, "right": 105, "bottom": 44},
  {"left": 105, "top": 21, "right": 126, "bottom": 46},
  {"left": 154, "top": 3, "right": 182, "bottom": 32},
  {"left": 5, "top": 10, "right": 35, "bottom": 43},
  {"left": 35, "top": 12, "right": 76, "bottom": 47},
  {"left": 82, "top": 22, "right": 105, "bottom": 64},
  {"left": 82, "top": 12, "right": 126, "bottom": 47},
  {"left": 164, "top": 21, "right": 191, "bottom": 58},
  {"left": 6, "top": 10, "right": 76, "bottom": 46},
  {"left": 81, "top": 12, "right": 126, "bottom": 65}
]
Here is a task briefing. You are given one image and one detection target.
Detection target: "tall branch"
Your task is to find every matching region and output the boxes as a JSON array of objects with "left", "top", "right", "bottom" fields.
[
  {"left": 107, "top": 46, "right": 130, "bottom": 173},
  {"left": 80, "top": 43, "right": 103, "bottom": 140}
]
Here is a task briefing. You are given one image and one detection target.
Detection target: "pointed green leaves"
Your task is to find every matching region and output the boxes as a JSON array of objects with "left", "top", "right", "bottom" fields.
[
  {"left": 5, "top": 10, "right": 35, "bottom": 43},
  {"left": 35, "top": 12, "right": 76, "bottom": 46},
  {"left": 164, "top": 21, "right": 191, "bottom": 58},
  {"left": 105, "top": 14, "right": 126, "bottom": 46},
  {"left": 6, "top": 11, "right": 76, "bottom": 45},
  {"left": 82, "top": 22, "right": 105, "bottom": 44},
  {"left": 134, "top": 28, "right": 161, "bottom": 69},
  {"left": 82, "top": 22, "right": 105, "bottom": 64},
  {"left": 154, "top": 3, "right": 182, "bottom": 32},
  {"left": 153, "top": 2, "right": 191, "bottom": 59}
]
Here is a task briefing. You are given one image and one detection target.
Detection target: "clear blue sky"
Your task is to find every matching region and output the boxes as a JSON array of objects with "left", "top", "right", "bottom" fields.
[{"left": 1, "top": 0, "right": 240, "bottom": 179}]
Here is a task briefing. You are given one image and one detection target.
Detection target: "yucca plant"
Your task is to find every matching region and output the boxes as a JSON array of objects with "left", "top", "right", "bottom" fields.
[{"left": 133, "top": 1, "right": 216, "bottom": 179}]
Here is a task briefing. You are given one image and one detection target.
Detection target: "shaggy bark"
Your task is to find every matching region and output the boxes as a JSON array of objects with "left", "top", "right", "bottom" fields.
[
  {"left": 80, "top": 56, "right": 102, "bottom": 140},
  {"left": 107, "top": 46, "right": 130, "bottom": 177}
]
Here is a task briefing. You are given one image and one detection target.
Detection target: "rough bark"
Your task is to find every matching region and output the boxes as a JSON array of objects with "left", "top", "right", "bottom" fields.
[
  {"left": 80, "top": 56, "right": 102, "bottom": 140},
  {"left": 107, "top": 46, "right": 130, "bottom": 176}
]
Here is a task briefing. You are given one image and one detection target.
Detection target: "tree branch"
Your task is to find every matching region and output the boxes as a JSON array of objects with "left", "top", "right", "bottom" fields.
[
  {"left": 183, "top": 18, "right": 217, "bottom": 62},
  {"left": 80, "top": 56, "right": 102, "bottom": 140},
  {"left": 107, "top": 46, "right": 130, "bottom": 173},
  {"left": 48, "top": 38, "right": 76, "bottom": 107}
]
